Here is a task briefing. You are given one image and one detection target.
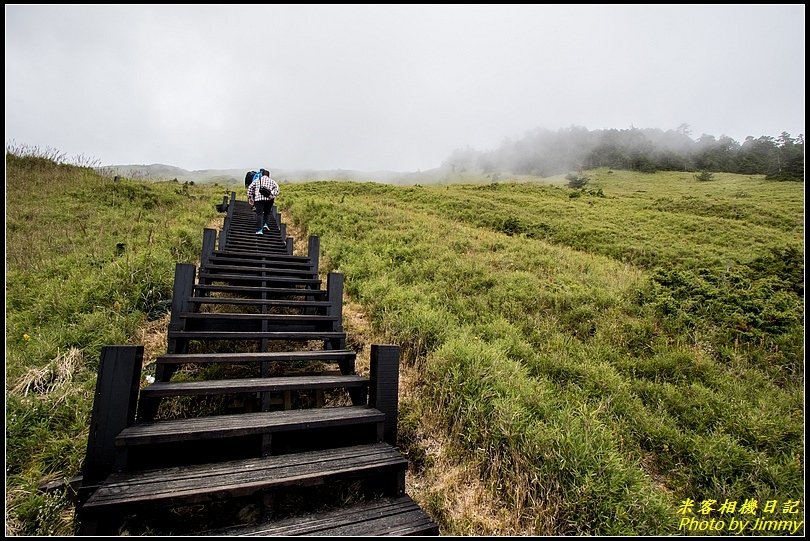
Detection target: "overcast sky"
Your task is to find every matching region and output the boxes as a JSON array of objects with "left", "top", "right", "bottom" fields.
[{"left": 5, "top": 5, "right": 805, "bottom": 172}]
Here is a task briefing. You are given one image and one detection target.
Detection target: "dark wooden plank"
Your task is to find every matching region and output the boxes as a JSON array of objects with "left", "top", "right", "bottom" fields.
[
  {"left": 116, "top": 405, "right": 383, "bottom": 445},
  {"left": 187, "top": 297, "right": 331, "bottom": 307},
  {"left": 215, "top": 496, "right": 438, "bottom": 536},
  {"left": 370, "top": 345, "right": 400, "bottom": 445},
  {"left": 308, "top": 235, "right": 320, "bottom": 276},
  {"left": 168, "top": 263, "right": 196, "bottom": 333},
  {"left": 83, "top": 443, "right": 405, "bottom": 509},
  {"left": 326, "top": 273, "right": 343, "bottom": 331},
  {"left": 225, "top": 237, "right": 286, "bottom": 245},
  {"left": 140, "top": 375, "right": 367, "bottom": 398},
  {"left": 207, "top": 256, "right": 313, "bottom": 269},
  {"left": 179, "top": 312, "right": 337, "bottom": 321},
  {"left": 212, "top": 250, "right": 310, "bottom": 262},
  {"left": 202, "top": 263, "right": 316, "bottom": 275},
  {"left": 193, "top": 284, "right": 327, "bottom": 297},
  {"left": 167, "top": 330, "right": 345, "bottom": 341},
  {"left": 82, "top": 346, "right": 143, "bottom": 485},
  {"left": 198, "top": 272, "right": 321, "bottom": 285},
  {"left": 224, "top": 245, "right": 287, "bottom": 253},
  {"left": 200, "top": 228, "right": 217, "bottom": 270},
  {"left": 155, "top": 350, "right": 355, "bottom": 365}
]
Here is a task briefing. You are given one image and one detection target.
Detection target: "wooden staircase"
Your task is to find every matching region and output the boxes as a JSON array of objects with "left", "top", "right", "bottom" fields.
[{"left": 75, "top": 194, "right": 438, "bottom": 535}]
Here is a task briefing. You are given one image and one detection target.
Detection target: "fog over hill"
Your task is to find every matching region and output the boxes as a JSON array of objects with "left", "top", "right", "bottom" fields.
[
  {"left": 100, "top": 164, "right": 458, "bottom": 186},
  {"left": 104, "top": 124, "right": 804, "bottom": 185}
]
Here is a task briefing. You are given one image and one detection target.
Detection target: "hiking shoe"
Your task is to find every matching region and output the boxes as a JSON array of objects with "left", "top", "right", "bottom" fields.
[
  {"left": 263, "top": 224, "right": 270, "bottom": 231},
  {"left": 255, "top": 230, "right": 264, "bottom": 235}
]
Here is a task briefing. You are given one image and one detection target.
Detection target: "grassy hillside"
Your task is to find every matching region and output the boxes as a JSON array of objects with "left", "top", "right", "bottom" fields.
[
  {"left": 5, "top": 153, "right": 228, "bottom": 534},
  {"left": 278, "top": 169, "right": 804, "bottom": 535},
  {"left": 5, "top": 159, "right": 803, "bottom": 535}
]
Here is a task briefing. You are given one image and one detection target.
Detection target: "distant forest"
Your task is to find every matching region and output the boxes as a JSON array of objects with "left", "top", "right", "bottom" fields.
[{"left": 444, "top": 126, "right": 804, "bottom": 181}]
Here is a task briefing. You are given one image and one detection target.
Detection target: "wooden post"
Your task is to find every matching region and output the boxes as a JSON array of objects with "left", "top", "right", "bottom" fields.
[
  {"left": 327, "top": 273, "right": 351, "bottom": 398},
  {"left": 286, "top": 238, "right": 294, "bottom": 255},
  {"left": 327, "top": 272, "right": 344, "bottom": 333},
  {"left": 199, "top": 228, "right": 216, "bottom": 288},
  {"left": 218, "top": 215, "right": 229, "bottom": 250},
  {"left": 201, "top": 228, "right": 216, "bottom": 270},
  {"left": 369, "top": 344, "right": 400, "bottom": 445},
  {"left": 219, "top": 193, "right": 236, "bottom": 250},
  {"left": 271, "top": 206, "right": 279, "bottom": 222},
  {"left": 279, "top": 223, "right": 287, "bottom": 239},
  {"left": 167, "top": 263, "right": 196, "bottom": 354},
  {"left": 82, "top": 346, "right": 143, "bottom": 486},
  {"left": 308, "top": 235, "right": 320, "bottom": 276}
]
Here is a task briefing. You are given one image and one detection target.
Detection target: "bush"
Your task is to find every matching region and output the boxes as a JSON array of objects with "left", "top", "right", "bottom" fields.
[
  {"left": 566, "top": 173, "right": 590, "bottom": 188},
  {"left": 694, "top": 170, "right": 715, "bottom": 182}
]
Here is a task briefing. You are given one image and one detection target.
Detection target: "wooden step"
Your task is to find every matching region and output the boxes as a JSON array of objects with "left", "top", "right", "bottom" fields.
[
  {"left": 199, "top": 272, "right": 321, "bottom": 286},
  {"left": 140, "top": 375, "right": 367, "bottom": 398},
  {"left": 167, "top": 330, "right": 345, "bottom": 341},
  {"left": 224, "top": 234, "right": 285, "bottom": 242},
  {"left": 224, "top": 242, "right": 287, "bottom": 251},
  {"left": 202, "top": 263, "right": 316, "bottom": 276},
  {"left": 225, "top": 234, "right": 285, "bottom": 242},
  {"left": 188, "top": 297, "right": 331, "bottom": 308},
  {"left": 207, "top": 256, "right": 313, "bottom": 269},
  {"left": 81, "top": 443, "right": 405, "bottom": 514},
  {"left": 194, "top": 284, "right": 327, "bottom": 298},
  {"left": 179, "top": 314, "right": 337, "bottom": 333},
  {"left": 212, "top": 250, "right": 310, "bottom": 262},
  {"left": 180, "top": 312, "right": 338, "bottom": 322},
  {"left": 116, "top": 405, "right": 383, "bottom": 446},
  {"left": 213, "top": 495, "right": 438, "bottom": 536},
  {"left": 155, "top": 350, "right": 356, "bottom": 366}
]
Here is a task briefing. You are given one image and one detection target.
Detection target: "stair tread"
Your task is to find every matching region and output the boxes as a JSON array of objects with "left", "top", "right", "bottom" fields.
[
  {"left": 203, "top": 264, "right": 316, "bottom": 275},
  {"left": 194, "top": 284, "right": 326, "bottom": 294},
  {"left": 180, "top": 312, "right": 337, "bottom": 320},
  {"left": 141, "top": 375, "right": 367, "bottom": 397},
  {"left": 117, "top": 405, "right": 383, "bottom": 445},
  {"left": 188, "top": 297, "right": 331, "bottom": 306},
  {"left": 199, "top": 272, "right": 320, "bottom": 283},
  {"left": 214, "top": 495, "right": 438, "bottom": 536},
  {"left": 155, "top": 350, "right": 355, "bottom": 364},
  {"left": 167, "top": 330, "right": 345, "bottom": 339},
  {"left": 212, "top": 250, "right": 309, "bottom": 261},
  {"left": 82, "top": 443, "right": 404, "bottom": 510},
  {"left": 207, "top": 256, "right": 313, "bottom": 268}
]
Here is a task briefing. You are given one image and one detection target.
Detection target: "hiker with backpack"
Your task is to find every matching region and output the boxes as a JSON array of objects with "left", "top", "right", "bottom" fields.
[{"left": 247, "top": 169, "right": 280, "bottom": 235}]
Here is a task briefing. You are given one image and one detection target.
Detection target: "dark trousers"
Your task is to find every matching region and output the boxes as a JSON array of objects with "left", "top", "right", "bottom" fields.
[{"left": 255, "top": 199, "right": 274, "bottom": 231}]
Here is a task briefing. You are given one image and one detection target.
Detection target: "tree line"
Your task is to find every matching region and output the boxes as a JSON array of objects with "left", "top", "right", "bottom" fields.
[{"left": 444, "top": 126, "right": 804, "bottom": 181}]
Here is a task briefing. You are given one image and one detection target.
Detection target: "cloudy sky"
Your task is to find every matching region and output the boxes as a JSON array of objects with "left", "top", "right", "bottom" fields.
[{"left": 5, "top": 5, "right": 805, "bottom": 172}]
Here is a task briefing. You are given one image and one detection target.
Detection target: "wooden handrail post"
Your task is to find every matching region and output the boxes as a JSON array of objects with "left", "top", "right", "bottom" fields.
[
  {"left": 308, "top": 235, "right": 320, "bottom": 276},
  {"left": 199, "top": 228, "right": 216, "bottom": 287},
  {"left": 326, "top": 272, "right": 346, "bottom": 355},
  {"left": 160, "top": 263, "right": 195, "bottom": 375},
  {"left": 369, "top": 345, "right": 400, "bottom": 445},
  {"left": 286, "top": 238, "right": 294, "bottom": 255},
  {"left": 82, "top": 345, "right": 144, "bottom": 486}
]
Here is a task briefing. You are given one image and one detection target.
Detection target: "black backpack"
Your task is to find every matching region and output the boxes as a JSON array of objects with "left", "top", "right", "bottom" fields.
[{"left": 244, "top": 171, "right": 256, "bottom": 188}]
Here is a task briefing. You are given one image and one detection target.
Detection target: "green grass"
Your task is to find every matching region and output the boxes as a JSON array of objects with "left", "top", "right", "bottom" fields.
[
  {"left": 5, "top": 157, "right": 803, "bottom": 535},
  {"left": 5, "top": 153, "right": 228, "bottom": 535},
  {"left": 278, "top": 171, "right": 803, "bottom": 535}
]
